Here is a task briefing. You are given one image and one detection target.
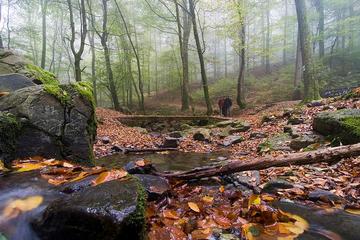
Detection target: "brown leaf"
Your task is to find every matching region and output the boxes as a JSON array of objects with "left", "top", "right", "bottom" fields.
[
  {"left": 163, "top": 209, "right": 180, "bottom": 220},
  {"left": 188, "top": 202, "right": 201, "bottom": 213}
]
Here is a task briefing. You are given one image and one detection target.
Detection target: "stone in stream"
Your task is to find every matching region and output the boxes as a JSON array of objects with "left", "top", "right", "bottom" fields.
[
  {"left": 313, "top": 109, "right": 360, "bottom": 144},
  {"left": 0, "top": 83, "right": 96, "bottom": 166},
  {"left": 124, "top": 159, "right": 157, "bottom": 174},
  {"left": 0, "top": 73, "right": 36, "bottom": 92},
  {"left": 134, "top": 174, "right": 170, "bottom": 201},
  {"left": 222, "top": 135, "right": 244, "bottom": 147},
  {"left": 261, "top": 179, "right": 294, "bottom": 194},
  {"left": 32, "top": 178, "right": 146, "bottom": 240},
  {"left": 162, "top": 137, "right": 179, "bottom": 148},
  {"left": 308, "top": 189, "right": 342, "bottom": 203}
]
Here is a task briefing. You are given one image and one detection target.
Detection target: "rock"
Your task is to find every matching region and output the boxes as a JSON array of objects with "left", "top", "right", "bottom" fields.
[
  {"left": 313, "top": 109, "right": 360, "bottom": 144},
  {"left": 0, "top": 84, "right": 96, "bottom": 165},
  {"left": 133, "top": 127, "right": 148, "bottom": 134},
  {"left": 134, "top": 174, "right": 170, "bottom": 201},
  {"left": 250, "top": 132, "right": 268, "bottom": 139},
  {"left": 262, "top": 115, "right": 277, "bottom": 123},
  {"left": 289, "top": 133, "right": 321, "bottom": 150},
  {"left": 262, "top": 179, "right": 294, "bottom": 194},
  {"left": 308, "top": 189, "right": 342, "bottom": 203},
  {"left": 283, "top": 125, "right": 300, "bottom": 138},
  {"left": 228, "top": 123, "right": 251, "bottom": 134},
  {"left": 149, "top": 132, "right": 161, "bottom": 138},
  {"left": 307, "top": 101, "right": 324, "bottom": 107},
  {"left": 124, "top": 159, "right": 156, "bottom": 174},
  {"left": 100, "top": 136, "right": 111, "bottom": 144},
  {"left": 193, "top": 128, "right": 211, "bottom": 142},
  {"left": 215, "top": 120, "right": 235, "bottom": 128},
  {"left": 32, "top": 178, "right": 146, "bottom": 240},
  {"left": 282, "top": 108, "right": 294, "bottom": 118},
  {"left": 0, "top": 73, "right": 36, "bottom": 92},
  {"left": 215, "top": 120, "right": 251, "bottom": 133},
  {"left": 180, "top": 123, "right": 192, "bottom": 130},
  {"left": 168, "top": 131, "right": 183, "bottom": 139},
  {"left": 225, "top": 171, "right": 261, "bottom": 195},
  {"left": 222, "top": 135, "right": 244, "bottom": 147},
  {"left": 162, "top": 137, "right": 179, "bottom": 148},
  {"left": 287, "top": 116, "right": 305, "bottom": 125},
  {"left": 257, "top": 133, "right": 292, "bottom": 153}
]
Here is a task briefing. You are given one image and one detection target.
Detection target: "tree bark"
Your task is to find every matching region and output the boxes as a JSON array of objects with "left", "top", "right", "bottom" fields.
[
  {"left": 189, "top": 0, "right": 213, "bottom": 115},
  {"left": 295, "top": 0, "right": 320, "bottom": 102},
  {"left": 40, "top": 0, "right": 48, "bottom": 69},
  {"left": 294, "top": 33, "right": 303, "bottom": 87},
  {"left": 314, "top": 0, "right": 325, "bottom": 58},
  {"left": 67, "top": 0, "right": 87, "bottom": 82},
  {"left": 265, "top": 0, "right": 271, "bottom": 73},
  {"left": 157, "top": 143, "right": 360, "bottom": 180},
  {"left": 236, "top": 0, "right": 246, "bottom": 109},
  {"left": 282, "top": 0, "right": 288, "bottom": 64}
]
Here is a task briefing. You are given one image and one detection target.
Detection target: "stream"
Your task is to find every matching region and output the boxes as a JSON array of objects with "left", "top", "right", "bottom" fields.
[{"left": 0, "top": 152, "right": 359, "bottom": 240}]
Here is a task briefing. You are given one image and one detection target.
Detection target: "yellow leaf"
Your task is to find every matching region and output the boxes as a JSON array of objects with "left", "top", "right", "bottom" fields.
[
  {"left": 2, "top": 196, "right": 43, "bottom": 219},
  {"left": 345, "top": 208, "right": 360, "bottom": 215},
  {"left": 219, "top": 185, "right": 225, "bottom": 193},
  {"left": 62, "top": 162, "right": 74, "bottom": 168},
  {"left": 202, "top": 196, "right": 214, "bottom": 204},
  {"left": 70, "top": 171, "right": 90, "bottom": 182},
  {"left": 0, "top": 160, "right": 9, "bottom": 172},
  {"left": 163, "top": 209, "right": 179, "bottom": 220},
  {"left": 248, "top": 194, "right": 261, "bottom": 207},
  {"left": 188, "top": 202, "right": 200, "bottom": 213},
  {"left": 92, "top": 169, "right": 128, "bottom": 186},
  {"left": 16, "top": 163, "right": 44, "bottom": 172}
]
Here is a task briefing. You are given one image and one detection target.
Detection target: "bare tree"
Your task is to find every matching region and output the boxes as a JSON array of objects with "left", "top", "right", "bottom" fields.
[
  {"left": 66, "top": 0, "right": 87, "bottom": 82},
  {"left": 236, "top": 0, "right": 246, "bottom": 109},
  {"left": 40, "top": 0, "right": 48, "bottom": 69},
  {"left": 189, "top": 0, "right": 212, "bottom": 115}
]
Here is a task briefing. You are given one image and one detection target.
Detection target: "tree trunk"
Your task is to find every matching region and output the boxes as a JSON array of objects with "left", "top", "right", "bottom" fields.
[
  {"left": 295, "top": 0, "right": 320, "bottom": 102},
  {"left": 314, "top": 0, "right": 325, "bottom": 58},
  {"left": 40, "top": 0, "right": 48, "bottom": 69},
  {"left": 265, "top": 0, "right": 271, "bottom": 73},
  {"left": 294, "top": 33, "right": 302, "bottom": 87},
  {"left": 88, "top": 30, "right": 97, "bottom": 105},
  {"left": 282, "top": 0, "right": 288, "bottom": 64},
  {"left": 158, "top": 143, "right": 360, "bottom": 180},
  {"left": 236, "top": 0, "right": 246, "bottom": 109},
  {"left": 189, "top": 0, "right": 213, "bottom": 115}
]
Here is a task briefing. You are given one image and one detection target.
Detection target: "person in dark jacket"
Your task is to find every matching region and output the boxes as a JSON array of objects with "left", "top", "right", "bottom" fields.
[
  {"left": 223, "top": 96, "right": 232, "bottom": 117},
  {"left": 218, "top": 97, "right": 225, "bottom": 116}
]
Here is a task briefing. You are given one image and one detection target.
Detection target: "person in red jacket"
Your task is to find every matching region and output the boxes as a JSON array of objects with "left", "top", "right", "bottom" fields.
[{"left": 218, "top": 97, "right": 225, "bottom": 116}]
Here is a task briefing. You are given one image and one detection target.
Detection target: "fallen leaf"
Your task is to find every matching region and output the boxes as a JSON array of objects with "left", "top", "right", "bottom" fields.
[
  {"left": 202, "top": 196, "right": 214, "bottom": 204},
  {"left": 15, "top": 163, "right": 44, "bottom": 172},
  {"left": 248, "top": 194, "right": 261, "bottom": 208},
  {"left": 0, "top": 160, "right": 9, "bottom": 172},
  {"left": 163, "top": 209, "right": 179, "bottom": 220},
  {"left": 2, "top": 196, "right": 43, "bottom": 219},
  {"left": 219, "top": 185, "right": 225, "bottom": 193},
  {"left": 191, "top": 228, "right": 212, "bottom": 240},
  {"left": 135, "top": 160, "right": 146, "bottom": 167},
  {"left": 92, "top": 169, "right": 128, "bottom": 186},
  {"left": 188, "top": 202, "right": 200, "bottom": 213},
  {"left": 345, "top": 208, "right": 360, "bottom": 215}
]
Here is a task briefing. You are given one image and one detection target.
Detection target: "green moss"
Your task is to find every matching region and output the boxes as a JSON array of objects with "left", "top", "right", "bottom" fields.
[
  {"left": 126, "top": 176, "right": 147, "bottom": 240},
  {"left": 339, "top": 117, "right": 360, "bottom": 143},
  {"left": 72, "top": 81, "right": 96, "bottom": 108},
  {"left": 0, "top": 112, "right": 21, "bottom": 165},
  {"left": 25, "top": 64, "right": 58, "bottom": 85},
  {"left": 43, "top": 84, "right": 70, "bottom": 105}
]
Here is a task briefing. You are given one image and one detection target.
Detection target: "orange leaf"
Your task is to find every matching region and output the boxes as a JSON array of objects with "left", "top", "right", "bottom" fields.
[
  {"left": 92, "top": 169, "right": 128, "bottom": 186},
  {"left": 219, "top": 186, "right": 225, "bottom": 193},
  {"left": 191, "top": 228, "right": 212, "bottom": 240},
  {"left": 202, "top": 196, "right": 214, "bottom": 204},
  {"left": 163, "top": 209, "right": 179, "bottom": 220},
  {"left": 188, "top": 202, "right": 200, "bottom": 213}
]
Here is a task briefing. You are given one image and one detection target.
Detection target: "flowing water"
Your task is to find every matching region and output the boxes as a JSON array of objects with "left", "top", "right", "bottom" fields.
[{"left": 0, "top": 152, "right": 359, "bottom": 240}]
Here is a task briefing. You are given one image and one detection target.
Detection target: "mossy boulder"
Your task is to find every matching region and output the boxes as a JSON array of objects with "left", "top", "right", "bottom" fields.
[
  {"left": 0, "top": 84, "right": 96, "bottom": 165},
  {"left": 313, "top": 109, "right": 360, "bottom": 144},
  {"left": 0, "top": 73, "right": 35, "bottom": 92},
  {"left": 32, "top": 178, "right": 146, "bottom": 240},
  {"left": 258, "top": 133, "right": 292, "bottom": 153}
]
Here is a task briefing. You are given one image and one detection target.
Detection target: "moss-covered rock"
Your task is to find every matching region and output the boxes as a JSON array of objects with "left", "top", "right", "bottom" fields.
[
  {"left": 258, "top": 133, "right": 292, "bottom": 153},
  {"left": 0, "top": 112, "right": 21, "bottom": 166},
  {"left": 313, "top": 109, "right": 360, "bottom": 144},
  {"left": 0, "top": 84, "right": 96, "bottom": 165},
  {"left": 25, "top": 64, "right": 58, "bottom": 85}
]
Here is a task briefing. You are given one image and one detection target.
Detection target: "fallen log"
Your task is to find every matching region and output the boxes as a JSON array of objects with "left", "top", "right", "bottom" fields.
[{"left": 156, "top": 143, "right": 360, "bottom": 180}]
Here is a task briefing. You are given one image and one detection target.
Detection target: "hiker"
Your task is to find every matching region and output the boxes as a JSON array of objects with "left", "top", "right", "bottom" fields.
[
  {"left": 223, "top": 96, "right": 233, "bottom": 117},
  {"left": 218, "top": 97, "right": 225, "bottom": 116}
]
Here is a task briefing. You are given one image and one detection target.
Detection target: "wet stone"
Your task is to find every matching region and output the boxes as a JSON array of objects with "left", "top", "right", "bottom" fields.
[
  {"left": 289, "top": 134, "right": 321, "bottom": 150},
  {"left": 32, "top": 178, "right": 146, "bottom": 240},
  {"left": 124, "top": 159, "right": 157, "bottom": 174},
  {"left": 308, "top": 189, "right": 342, "bottom": 203},
  {"left": 134, "top": 174, "right": 170, "bottom": 201},
  {"left": 162, "top": 137, "right": 179, "bottom": 148},
  {"left": 262, "top": 179, "right": 294, "bottom": 194}
]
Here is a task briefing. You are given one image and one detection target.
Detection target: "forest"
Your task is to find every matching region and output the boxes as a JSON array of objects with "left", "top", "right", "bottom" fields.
[{"left": 0, "top": 0, "right": 360, "bottom": 240}]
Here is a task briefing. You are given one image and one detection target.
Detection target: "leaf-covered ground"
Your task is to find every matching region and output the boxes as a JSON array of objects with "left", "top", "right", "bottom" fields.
[{"left": 94, "top": 96, "right": 360, "bottom": 239}]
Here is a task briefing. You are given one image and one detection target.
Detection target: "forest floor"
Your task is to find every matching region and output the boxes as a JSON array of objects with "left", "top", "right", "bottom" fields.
[{"left": 94, "top": 96, "right": 360, "bottom": 239}]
